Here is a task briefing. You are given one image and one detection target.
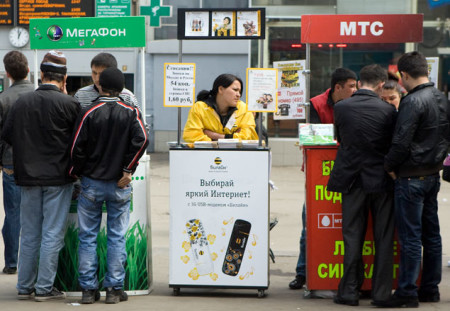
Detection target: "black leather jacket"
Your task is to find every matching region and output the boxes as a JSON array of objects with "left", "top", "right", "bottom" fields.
[
  {"left": 384, "top": 82, "right": 450, "bottom": 177},
  {"left": 70, "top": 97, "right": 149, "bottom": 181}
]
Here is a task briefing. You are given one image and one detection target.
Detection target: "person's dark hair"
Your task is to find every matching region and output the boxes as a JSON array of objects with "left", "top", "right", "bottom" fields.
[
  {"left": 42, "top": 71, "right": 65, "bottom": 83},
  {"left": 224, "top": 17, "right": 231, "bottom": 24},
  {"left": 197, "top": 74, "right": 243, "bottom": 102},
  {"left": 100, "top": 87, "right": 121, "bottom": 97},
  {"left": 3, "top": 51, "right": 28, "bottom": 81},
  {"left": 331, "top": 68, "right": 357, "bottom": 90},
  {"left": 397, "top": 51, "right": 428, "bottom": 79},
  {"left": 90, "top": 52, "right": 117, "bottom": 69},
  {"left": 383, "top": 79, "right": 403, "bottom": 96},
  {"left": 359, "top": 64, "right": 388, "bottom": 87}
]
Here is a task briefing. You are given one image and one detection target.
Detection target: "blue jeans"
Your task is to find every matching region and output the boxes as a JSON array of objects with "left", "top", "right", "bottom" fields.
[
  {"left": 16, "top": 184, "right": 73, "bottom": 294},
  {"left": 77, "top": 177, "right": 131, "bottom": 290},
  {"left": 2, "top": 166, "right": 21, "bottom": 268},
  {"left": 295, "top": 203, "right": 306, "bottom": 277},
  {"left": 394, "top": 175, "right": 441, "bottom": 297}
]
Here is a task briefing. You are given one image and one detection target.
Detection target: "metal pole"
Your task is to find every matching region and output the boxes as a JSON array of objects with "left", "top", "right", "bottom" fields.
[
  {"left": 141, "top": 47, "right": 146, "bottom": 120},
  {"left": 305, "top": 43, "right": 311, "bottom": 123},
  {"left": 177, "top": 40, "right": 183, "bottom": 146},
  {"left": 34, "top": 49, "right": 38, "bottom": 89},
  {"left": 258, "top": 39, "right": 264, "bottom": 148}
]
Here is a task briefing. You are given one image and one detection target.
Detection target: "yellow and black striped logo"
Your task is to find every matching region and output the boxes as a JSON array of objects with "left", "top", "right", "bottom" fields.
[{"left": 214, "top": 157, "right": 222, "bottom": 165}]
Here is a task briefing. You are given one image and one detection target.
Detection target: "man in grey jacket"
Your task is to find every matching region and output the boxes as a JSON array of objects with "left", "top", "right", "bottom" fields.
[{"left": 0, "top": 51, "right": 34, "bottom": 275}]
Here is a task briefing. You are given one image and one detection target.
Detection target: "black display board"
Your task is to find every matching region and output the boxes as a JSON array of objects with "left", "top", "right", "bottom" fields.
[
  {"left": 177, "top": 8, "right": 265, "bottom": 40},
  {"left": 0, "top": 0, "right": 13, "bottom": 25}
]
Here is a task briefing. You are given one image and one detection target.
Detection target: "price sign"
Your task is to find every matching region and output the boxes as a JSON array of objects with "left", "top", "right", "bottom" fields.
[{"left": 164, "top": 63, "right": 196, "bottom": 107}]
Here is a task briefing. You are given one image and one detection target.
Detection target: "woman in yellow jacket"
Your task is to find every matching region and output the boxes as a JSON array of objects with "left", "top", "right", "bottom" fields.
[{"left": 183, "top": 74, "right": 258, "bottom": 142}]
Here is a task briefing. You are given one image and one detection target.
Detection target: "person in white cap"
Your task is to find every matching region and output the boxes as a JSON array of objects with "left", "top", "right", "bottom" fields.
[{"left": 2, "top": 50, "right": 80, "bottom": 302}]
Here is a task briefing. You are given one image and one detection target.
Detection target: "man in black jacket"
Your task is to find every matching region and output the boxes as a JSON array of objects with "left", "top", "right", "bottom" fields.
[
  {"left": 327, "top": 64, "right": 396, "bottom": 307},
  {"left": 0, "top": 51, "right": 35, "bottom": 275},
  {"left": 2, "top": 50, "right": 80, "bottom": 301},
  {"left": 70, "top": 68, "right": 148, "bottom": 304},
  {"left": 381, "top": 51, "right": 450, "bottom": 308}
]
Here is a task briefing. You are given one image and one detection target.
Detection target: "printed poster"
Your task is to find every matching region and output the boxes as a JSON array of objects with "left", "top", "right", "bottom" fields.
[
  {"left": 246, "top": 68, "right": 278, "bottom": 112},
  {"left": 427, "top": 57, "right": 439, "bottom": 87},
  {"left": 273, "top": 60, "right": 306, "bottom": 120},
  {"left": 211, "top": 11, "right": 236, "bottom": 37},
  {"left": 169, "top": 150, "right": 269, "bottom": 287},
  {"left": 237, "top": 10, "right": 260, "bottom": 37},
  {"left": 185, "top": 11, "right": 209, "bottom": 37},
  {"left": 164, "top": 63, "right": 196, "bottom": 107}
]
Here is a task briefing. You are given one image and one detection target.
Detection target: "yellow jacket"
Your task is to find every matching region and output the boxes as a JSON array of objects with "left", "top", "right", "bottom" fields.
[{"left": 183, "top": 100, "right": 258, "bottom": 142}]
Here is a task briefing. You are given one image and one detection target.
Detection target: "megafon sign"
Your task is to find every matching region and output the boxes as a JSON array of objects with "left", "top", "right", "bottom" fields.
[{"left": 301, "top": 14, "right": 423, "bottom": 43}]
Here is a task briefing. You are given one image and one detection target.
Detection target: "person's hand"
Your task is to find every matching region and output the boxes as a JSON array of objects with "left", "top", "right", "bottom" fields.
[
  {"left": 203, "top": 129, "right": 225, "bottom": 141},
  {"left": 118, "top": 171, "right": 132, "bottom": 188},
  {"left": 387, "top": 171, "right": 397, "bottom": 180}
]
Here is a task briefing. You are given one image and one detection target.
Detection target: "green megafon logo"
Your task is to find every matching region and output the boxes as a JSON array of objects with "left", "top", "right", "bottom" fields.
[{"left": 47, "top": 25, "right": 63, "bottom": 41}]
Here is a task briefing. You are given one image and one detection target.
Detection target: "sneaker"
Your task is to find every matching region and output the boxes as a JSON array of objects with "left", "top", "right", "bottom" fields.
[
  {"left": 373, "top": 293, "right": 418, "bottom": 308},
  {"left": 418, "top": 291, "right": 440, "bottom": 303},
  {"left": 17, "top": 290, "right": 34, "bottom": 300},
  {"left": 81, "top": 289, "right": 101, "bottom": 304},
  {"left": 288, "top": 275, "right": 305, "bottom": 289},
  {"left": 35, "top": 287, "right": 66, "bottom": 302},
  {"left": 333, "top": 295, "right": 359, "bottom": 306},
  {"left": 105, "top": 287, "right": 128, "bottom": 304},
  {"left": 3, "top": 266, "right": 17, "bottom": 274}
]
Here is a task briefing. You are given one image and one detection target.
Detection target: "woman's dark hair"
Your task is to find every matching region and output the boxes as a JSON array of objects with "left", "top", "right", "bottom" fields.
[
  {"left": 197, "top": 74, "right": 243, "bottom": 101},
  {"left": 224, "top": 17, "right": 231, "bottom": 24},
  {"left": 383, "top": 79, "right": 403, "bottom": 96}
]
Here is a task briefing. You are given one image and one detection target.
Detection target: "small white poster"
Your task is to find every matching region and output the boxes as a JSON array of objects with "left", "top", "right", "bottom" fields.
[
  {"left": 185, "top": 11, "right": 209, "bottom": 37},
  {"left": 164, "top": 63, "right": 196, "bottom": 107},
  {"left": 236, "top": 11, "right": 260, "bottom": 36},
  {"left": 246, "top": 68, "right": 278, "bottom": 112},
  {"left": 211, "top": 11, "right": 235, "bottom": 37},
  {"left": 169, "top": 150, "right": 269, "bottom": 288},
  {"left": 427, "top": 57, "right": 439, "bottom": 87},
  {"left": 273, "top": 60, "right": 307, "bottom": 120}
]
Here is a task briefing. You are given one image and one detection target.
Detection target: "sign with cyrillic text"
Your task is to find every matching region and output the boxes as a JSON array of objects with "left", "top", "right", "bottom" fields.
[
  {"left": 301, "top": 14, "right": 423, "bottom": 43},
  {"left": 164, "top": 63, "right": 196, "bottom": 107},
  {"left": 29, "top": 16, "right": 145, "bottom": 49}
]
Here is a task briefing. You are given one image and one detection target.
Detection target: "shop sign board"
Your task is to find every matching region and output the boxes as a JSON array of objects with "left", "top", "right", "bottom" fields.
[
  {"left": 96, "top": 0, "right": 131, "bottom": 17},
  {"left": 246, "top": 68, "right": 278, "bottom": 113},
  {"left": 301, "top": 14, "right": 423, "bottom": 43},
  {"left": 169, "top": 150, "right": 269, "bottom": 288},
  {"left": 304, "top": 146, "right": 400, "bottom": 290},
  {"left": 29, "top": 16, "right": 145, "bottom": 49},
  {"left": 164, "top": 63, "right": 196, "bottom": 107},
  {"left": 273, "top": 60, "right": 306, "bottom": 120}
]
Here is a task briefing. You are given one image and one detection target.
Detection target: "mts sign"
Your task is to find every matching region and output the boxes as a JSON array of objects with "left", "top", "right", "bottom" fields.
[{"left": 301, "top": 14, "right": 423, "bottom": 44}]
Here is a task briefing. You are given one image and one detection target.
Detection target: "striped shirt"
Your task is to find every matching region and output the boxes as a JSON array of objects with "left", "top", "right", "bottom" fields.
[{"left": 74, "top": 84, "right": 139, "bottom": 109}]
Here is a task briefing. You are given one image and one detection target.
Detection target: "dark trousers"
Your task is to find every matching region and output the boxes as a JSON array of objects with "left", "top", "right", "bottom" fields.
[{"left": 338, "top": 186, "right": 394, "bottom": 302}]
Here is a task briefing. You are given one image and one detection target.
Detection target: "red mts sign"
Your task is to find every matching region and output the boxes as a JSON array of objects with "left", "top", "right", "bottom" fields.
[
  {"left": 304, "top": 146, "right": 400, "bottom": 290},
  {"left": 301, "top": 14, "right": 423, "bottom": 43}
]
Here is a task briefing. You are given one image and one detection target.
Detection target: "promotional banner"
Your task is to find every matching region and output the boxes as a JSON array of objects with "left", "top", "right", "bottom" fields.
[
  {"left": 96, "top": 0, "right": 131, "bottom": 17},
  {"left": 164, "top": 63, "right": 196, "bottom": 107},
  {"left": 169, "top": 150, "right": 269, "bottom": 288},
  {"left": 301, "top": 14, "right": 423, "bottom": 43},
  {"left": 427, "top": 57, "right": 439, "bottom": 87},
  {"left": 29, "top": 16, "right": 145, "bottom": 49},
  {"left": 246, "top": 68, "right": 278, "bottom": 113},
  {"left": 273, "top": 60, "right": 306, "bottom": 120},
  {"left": 304, "top": 146, "right": 400, "bottom": 290}
]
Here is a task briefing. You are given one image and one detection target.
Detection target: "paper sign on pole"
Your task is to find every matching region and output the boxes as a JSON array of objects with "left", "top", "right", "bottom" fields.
[
  {"left": 246, "top": 68, "right": 278, "bottom": 113},
  {"left": 273, "top": 60, "right": 306, "bottom": 120},
  {"left": 164, "top": 63, "right": 196, "bottom": 107}
]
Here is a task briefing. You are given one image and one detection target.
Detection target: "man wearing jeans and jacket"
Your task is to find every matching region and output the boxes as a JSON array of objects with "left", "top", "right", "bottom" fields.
[
  {"left": 0, "top": 51, "right": 35, "bottom": 275},
  {"left": 70, "top": 68, "right": 148, "bottom": 304},
  {"left": 382, "top": 51, "right": 450, "bottom": 308}
]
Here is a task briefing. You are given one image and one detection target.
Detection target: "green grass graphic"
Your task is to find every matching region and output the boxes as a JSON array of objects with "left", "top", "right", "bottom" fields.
[{"left": 55, "top": 221, "right": 149, "bottom": 291}]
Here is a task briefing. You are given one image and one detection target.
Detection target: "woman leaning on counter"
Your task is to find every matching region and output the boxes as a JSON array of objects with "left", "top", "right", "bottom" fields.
[{"left": 183, "top": 74, "right": 258, "bottom": 142}]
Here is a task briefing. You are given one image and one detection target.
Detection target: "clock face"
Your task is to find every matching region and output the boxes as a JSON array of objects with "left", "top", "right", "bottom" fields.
[{"left": 9, "top": 27, "right": 30, "bottom": 48}]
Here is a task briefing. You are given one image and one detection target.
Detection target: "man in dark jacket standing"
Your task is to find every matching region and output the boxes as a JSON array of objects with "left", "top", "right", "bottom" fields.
[
  {"left": 327, "top": 65, "right": 396, "bottom": 306},
  {"left": 70, "top": 68, "right": 148, "bottom": 304},
  {"left": 0, "top": 51, "right": 35, "bottom": 275},
  {"left": 381, "top": 51, "right": 450, "bottom": 308},
  {"left": 2, "top": 50, "right": 80, "bottom": 301}
]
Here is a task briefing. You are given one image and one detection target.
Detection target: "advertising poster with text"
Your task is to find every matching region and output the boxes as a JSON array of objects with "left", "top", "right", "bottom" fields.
[
  {"left": 164, "top": 63, "right": 196, "bottom": 107},
  {"left": 427, "top": 57, "right": 439, "bottom": 87},
  {"left": 169, "top": 150, "right": 269, "bottom": 288},
  {"left": 246, "top": 68, "right": 278, "bottom": 112},
  {"left": 304, "top": 146, "right": 400, "bottom": 290},
  {"left": 185, "top": 11, "right": 209, "bottom": 37},
  {"left": 273, "top": 60, "right": 306, "bottom": 120}
]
